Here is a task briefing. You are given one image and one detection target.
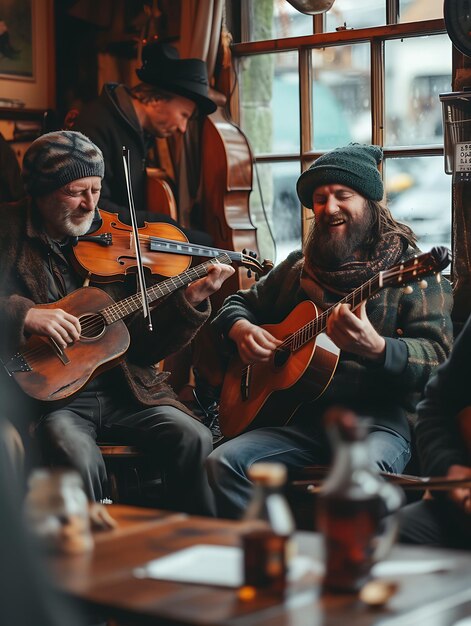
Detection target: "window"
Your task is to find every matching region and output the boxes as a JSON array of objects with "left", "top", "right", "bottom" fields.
[{"left": 231, "top": 0, "right": 451, "bottom": 263}]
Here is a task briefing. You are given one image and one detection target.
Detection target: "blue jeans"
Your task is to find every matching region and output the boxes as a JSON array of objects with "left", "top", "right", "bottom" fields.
[{"left": 206, "top": 424, "right": 410, "bottom": 519}]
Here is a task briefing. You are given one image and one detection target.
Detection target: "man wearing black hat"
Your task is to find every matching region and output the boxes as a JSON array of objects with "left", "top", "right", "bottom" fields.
[
  {"left": 0, "top": 130, "right": 234, "bottom": 516},
  {"left": 72, "top": 41, "right": 216, "bottom": 244},
  {"left": 206, "top": 143, "right": 454, "bottom": 519}
]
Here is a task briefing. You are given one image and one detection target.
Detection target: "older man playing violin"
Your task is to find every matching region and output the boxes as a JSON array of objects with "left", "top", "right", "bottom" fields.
[{"left": 0, "top": 130, "right": 234, "bottom": 515}]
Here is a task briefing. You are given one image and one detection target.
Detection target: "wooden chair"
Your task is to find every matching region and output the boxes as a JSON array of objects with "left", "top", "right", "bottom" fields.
[
  {"left": 98, "top": 444, "right": 144, "bottom": 503},
  {"left": 287, "top": 460, "right": 470, "bottom": 531}
]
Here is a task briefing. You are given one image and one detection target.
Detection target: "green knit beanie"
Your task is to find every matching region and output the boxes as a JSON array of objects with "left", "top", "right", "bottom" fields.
[
  {"left": 22, "top": 131, "right": 104, "bottom": 197},
  {"left": 296, "top": 143, "right": 384, "bottom": 209}
]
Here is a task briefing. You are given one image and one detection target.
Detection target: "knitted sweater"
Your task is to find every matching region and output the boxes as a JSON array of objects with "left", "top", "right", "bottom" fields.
[{"left": 213, "top": 249, "right": 453, "bottom": 440}]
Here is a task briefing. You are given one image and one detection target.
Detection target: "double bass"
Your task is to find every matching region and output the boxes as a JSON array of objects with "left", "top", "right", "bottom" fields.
[
  {"left": 190, "top": 35, "right": 267, "bottom": 390},
  {"left": 184, "top": 90, "right": 263, "bottom": 389}
]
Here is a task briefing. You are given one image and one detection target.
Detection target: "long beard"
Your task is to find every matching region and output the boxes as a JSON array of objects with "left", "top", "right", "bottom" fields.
[{"left": 305, "top": 209, "right": 373, "bottom": 269}]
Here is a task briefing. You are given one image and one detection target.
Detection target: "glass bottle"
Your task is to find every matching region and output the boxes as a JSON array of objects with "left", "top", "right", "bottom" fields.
[
  {"left": 316, "top": 409, "right": 404, "bottom": 593},
  {"left": 24, "top": 468, "right": 94, "bottom": 554},
  {"left": 241, "top": 462, "right": 295, "bottom": 595}
]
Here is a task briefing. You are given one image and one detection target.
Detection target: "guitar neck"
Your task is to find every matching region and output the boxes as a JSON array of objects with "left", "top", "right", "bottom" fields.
[
  {"left": 149, "top": 237, "right": 242, "bottom": 264},
  {"left": 286, "top": 273, "right": 383, "bottom": 352},
  {"left": 99, "top": 254, "right": 231, "bottom": 325}
]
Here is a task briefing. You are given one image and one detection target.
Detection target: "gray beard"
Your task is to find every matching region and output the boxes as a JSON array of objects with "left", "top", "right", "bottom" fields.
[{"left": 62, "top": 211, "right": 96, "bottom": 237}]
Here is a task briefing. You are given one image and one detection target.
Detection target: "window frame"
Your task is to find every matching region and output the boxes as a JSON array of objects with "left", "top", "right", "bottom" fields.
[{"left": 230, "top": 14, "right": 449, "bottom": 246}]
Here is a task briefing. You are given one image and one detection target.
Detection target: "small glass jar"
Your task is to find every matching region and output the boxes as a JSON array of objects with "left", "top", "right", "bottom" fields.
[
  {"left": 241, "top": 462, "right": 295, "bottom": 595},
  {"left": 24, "top": 468, "right": 94, "bottom": 554}
]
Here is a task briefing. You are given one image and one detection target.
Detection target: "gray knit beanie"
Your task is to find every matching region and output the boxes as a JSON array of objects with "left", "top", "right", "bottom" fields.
[
  {"left": 296, "top": 143, "right": 384, "bottom": 209},
  {"left": 22, "top": 131, "right": 105, "bottom": 197}
]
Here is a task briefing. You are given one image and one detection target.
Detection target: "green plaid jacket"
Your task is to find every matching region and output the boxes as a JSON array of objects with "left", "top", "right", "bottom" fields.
[{"left": 213, "top": 249, "right": 453, "bottom": 440}]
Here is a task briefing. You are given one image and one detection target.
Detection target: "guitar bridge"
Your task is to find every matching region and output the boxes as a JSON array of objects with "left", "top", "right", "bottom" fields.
[
  {"left": 2, "top": 353, "right": 32, "bottom": 376},
  {"left": 240, "top": 365, "right": 252, "bottom": 401},
  {"left": 49, "top": 337, "right": 70, "bottom": 365}
]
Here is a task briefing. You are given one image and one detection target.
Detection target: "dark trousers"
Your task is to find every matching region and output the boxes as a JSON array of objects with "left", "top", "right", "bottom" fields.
[
  {"left": 35, "top": 387, "right": 215, "bottom": 516},
  {"left": 398, "top": 499, "right": 471, "bottom": 550}
]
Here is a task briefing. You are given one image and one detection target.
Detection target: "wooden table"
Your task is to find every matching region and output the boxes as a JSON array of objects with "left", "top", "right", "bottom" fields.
[{"left": 49, "top": 505, "right": 471, "bottom": 626}]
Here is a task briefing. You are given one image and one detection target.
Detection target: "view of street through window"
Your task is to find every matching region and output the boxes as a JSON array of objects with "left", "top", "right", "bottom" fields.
[{"left": 238, "top": 0, "right": 451, "bottom": 264}]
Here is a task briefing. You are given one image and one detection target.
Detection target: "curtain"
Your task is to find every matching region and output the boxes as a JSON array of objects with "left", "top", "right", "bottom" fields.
[{"left": 174, "top": 0, "right": 223, "bottom": 228}]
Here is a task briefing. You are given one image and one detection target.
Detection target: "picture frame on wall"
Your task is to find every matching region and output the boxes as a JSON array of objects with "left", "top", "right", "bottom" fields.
[{"left": 0, "top": 0, "right": 34, "bottom": 81}]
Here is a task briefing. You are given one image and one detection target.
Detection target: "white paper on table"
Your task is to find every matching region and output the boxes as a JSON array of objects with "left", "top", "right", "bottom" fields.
[
  {"left": 133, "top": 544, "right": 323, "bottom": 588},
  {"left": 134, "top": 544, "right": 455, "bottom": 588},
  {"left": 372, "top": 559, "right": 455, "bottom": 577}
]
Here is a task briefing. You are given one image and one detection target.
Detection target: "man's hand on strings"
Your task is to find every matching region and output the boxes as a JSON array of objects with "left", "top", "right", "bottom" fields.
[
  {"left": 24, "top": 307, "right": 81, "bottom": 349},
  {"left": 184, "top": 262, "right": 235, "bottom": 307},
  {"left": 228, "top": 318, "right": 282, "bottom": 364},
  {"left": 326, "top": 301, "right": 386, "bottom": 362}
]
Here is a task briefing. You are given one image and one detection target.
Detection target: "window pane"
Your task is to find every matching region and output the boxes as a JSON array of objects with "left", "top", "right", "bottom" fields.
[
  {"left": 240, "top": 52, "right": 299, "bottom": 155},
  {"left": 312, "top": 43, "right": 371, "bottom": 150},
  {"left": 325, "top": 0, "right": 385, "bottom": 31},
  {"left": 386, "top": 156, "right": 451, "bottom": 250},
  {"left": 250, "top": 161, "right": 302, "bottom": 264},
  {"left": 243, "top": 0, "right": 313, "bottom": 43},
  {"left": 399, "top": 0, "right": 443, "bottom": 23},
  {"left": 385, "top": 35, "right": 452, "bottom": 147}
]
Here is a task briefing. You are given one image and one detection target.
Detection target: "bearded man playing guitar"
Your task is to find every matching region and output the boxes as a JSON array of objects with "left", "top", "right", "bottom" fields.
[
  {"left": 0, "top": 130, "right": 234, "bottom": 515},
  {"left": 207, "top": 143, "right": 453, "bottom": 519}
]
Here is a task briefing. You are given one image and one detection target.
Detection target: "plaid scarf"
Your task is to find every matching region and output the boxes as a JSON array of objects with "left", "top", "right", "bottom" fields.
[{"left": 301, "top": 234, "right": 405, "bottom": 302}]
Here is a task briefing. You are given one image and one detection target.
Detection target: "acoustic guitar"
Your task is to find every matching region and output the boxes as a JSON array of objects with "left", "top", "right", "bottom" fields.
[
  {"left": 3, "top": 254, "right": 231, "bottom": 402},
  {"left": 219, "top": 247, "right": 451, "bottom": 438}
]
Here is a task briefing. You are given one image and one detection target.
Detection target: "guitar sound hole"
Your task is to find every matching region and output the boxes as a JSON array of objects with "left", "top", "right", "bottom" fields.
[
  {"left": 273, "top": 347, "right": 290, "bottom": 368},
  {"left": 79, "top": 313, "right": 106, "bottom": 340}
]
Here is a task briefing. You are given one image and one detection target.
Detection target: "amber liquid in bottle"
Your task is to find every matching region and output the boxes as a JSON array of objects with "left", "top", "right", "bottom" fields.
[
  {"left": 243, "top": 528, "right": 289, "bottom": 594},
  {"left": 316, "top": 408, "right": 403, "bottom": 594},
  {"left": 241, "top": 462, "right": 295, "bottom": 596},
  {"left": 317, "top": 495, "right": 383, "bottom": 592}
]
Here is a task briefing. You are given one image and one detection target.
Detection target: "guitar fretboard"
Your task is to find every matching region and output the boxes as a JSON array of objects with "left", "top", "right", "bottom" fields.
[
  {"left": 285, "top": 273, "right": 383, "bottom": 352},
  {"left": 100, "top": 253, "right": 231, "bottom": 324}
]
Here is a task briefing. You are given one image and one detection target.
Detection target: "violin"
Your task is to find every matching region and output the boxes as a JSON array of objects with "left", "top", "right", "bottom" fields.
[{"left": 72, "top": 210, "right": 273, "bottom": 284}]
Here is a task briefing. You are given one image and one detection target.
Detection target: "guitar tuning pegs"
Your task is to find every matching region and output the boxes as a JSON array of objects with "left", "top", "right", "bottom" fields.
[
  {"left": 255, "top": 273, "right": 260, "bottom": 282},
  {"left": 403, "top": 285, "right": 413, "bottom": 295},
  {"left": 247, "top": 270, "right": 252, "bottom": 279},
  {"left": 419, "top": 279, "right": 428, "bottom": 290},
  {"left": 250, "top": 251, "right": 258, "bottom": 258}
]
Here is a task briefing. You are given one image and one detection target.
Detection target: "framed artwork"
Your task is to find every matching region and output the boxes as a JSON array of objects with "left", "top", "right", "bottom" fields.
[{"left": 0, "top": 0, "right": 34, "bottom": 80}]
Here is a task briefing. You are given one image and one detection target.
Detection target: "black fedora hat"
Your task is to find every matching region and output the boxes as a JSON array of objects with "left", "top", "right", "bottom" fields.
[{"left": 136, "top": 41, "right": 217, "bottom": 115}]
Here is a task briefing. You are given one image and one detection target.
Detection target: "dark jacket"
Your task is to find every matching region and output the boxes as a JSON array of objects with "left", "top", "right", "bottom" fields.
[
  {"left": 415, "top": 315, "right": 471, "bottom": 476},
  {"left": 0, "top": 198, "right": 210, "bottom": 415},
  {"left": 73, "top": 84, "right": 149, "bottom": 221},
  {"left": 213, "top": 249, "right": 454, "bottom": 440},
  {"left": 0, "top": 133, "right": 24, "bottom": 202}
]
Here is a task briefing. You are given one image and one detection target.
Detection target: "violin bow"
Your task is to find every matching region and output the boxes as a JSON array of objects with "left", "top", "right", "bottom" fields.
[{"left": 122, "top": 147, "right": 153, "bottom": 331}]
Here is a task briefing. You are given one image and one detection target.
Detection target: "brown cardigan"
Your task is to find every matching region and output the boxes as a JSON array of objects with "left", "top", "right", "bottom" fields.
[{"left": 0, "top": 198, "right": 210, "bottom": 415}]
